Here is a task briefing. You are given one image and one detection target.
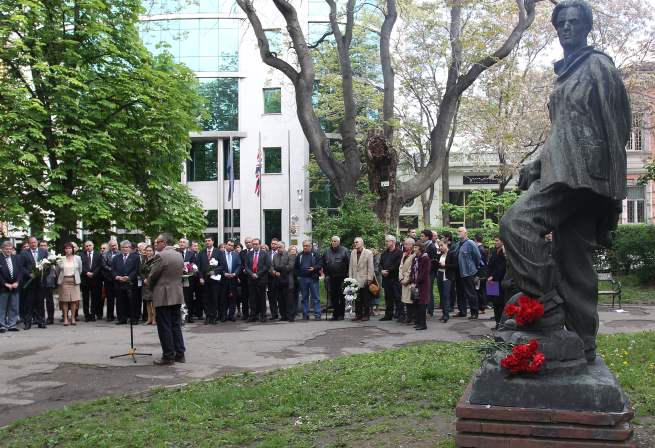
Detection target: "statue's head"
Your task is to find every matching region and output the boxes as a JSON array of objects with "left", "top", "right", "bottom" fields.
[{"left": 551, "top": 0, "right": 593, "bottom": 51}]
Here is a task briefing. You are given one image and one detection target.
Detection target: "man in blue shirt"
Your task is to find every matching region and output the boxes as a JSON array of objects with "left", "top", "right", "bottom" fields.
[
  {"left": 457, "top": 227, "right": 481, "bottom": 319},
  {"left": 295, "top": 240, "right": 322, "bottom": 320}
]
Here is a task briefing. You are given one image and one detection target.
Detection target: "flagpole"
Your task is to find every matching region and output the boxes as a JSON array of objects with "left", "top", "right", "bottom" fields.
[
  {"left": 287, "top": 129, "right": 291, "bottom": 245},
  {"left": 259, "top": 131, "right": 263, "bottom": 240},
  {"left": 229, "top": 136, "right": 234, "bottom": 240}
]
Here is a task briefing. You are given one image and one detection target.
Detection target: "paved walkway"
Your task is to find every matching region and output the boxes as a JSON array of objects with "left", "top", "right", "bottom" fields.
[{"left": 1, "top": 304, "right": 653, "bottom": 427}]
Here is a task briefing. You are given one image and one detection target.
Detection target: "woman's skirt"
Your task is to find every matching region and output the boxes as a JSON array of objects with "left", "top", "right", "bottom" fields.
[{"left": 58, "top": 276, "right": 80, "bottom": 302}]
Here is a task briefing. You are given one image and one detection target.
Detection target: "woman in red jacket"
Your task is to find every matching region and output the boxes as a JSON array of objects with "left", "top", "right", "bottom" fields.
[{"left": 411, "top": 242, "right": 431, "bottom": 331}]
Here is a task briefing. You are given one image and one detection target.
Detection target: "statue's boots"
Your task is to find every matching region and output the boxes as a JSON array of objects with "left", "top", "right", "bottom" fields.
[{"left": 500, "top": 290, "right": 565, "bottom": 332}]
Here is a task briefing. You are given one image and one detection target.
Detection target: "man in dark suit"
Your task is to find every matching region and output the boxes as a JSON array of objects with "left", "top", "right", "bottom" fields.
[
  {"left": 178, "top": 238, "right": 198, "bottom": 323},
  {"left": 0, "top": 241, "right": 24, "bottom": 332},
  {"left": 20, "top": 236, "right": 48, "bottom": 329},
  {"left": 219, "top": 240, "right": 241, "bottom": 322},
  {"left": 81, "top": 241, "right": 103, "bottom": 321},
  {"left": 111, "top": 240, "right": 140, "bottom": 324},
  {"left": 238, "top": 237, "right": 253, "bottom": 320},
  {"left": 245, "top": 238, "right": 270, "bottom": 322},
  {"left": 196, "top": 236, "right": 222, "bottom": 324},
  {"left": 102, "top": 239, "right": 119, "bottom": 321},
  {"left": 270, "top": 242, "right": 293, "bottom": 321}
]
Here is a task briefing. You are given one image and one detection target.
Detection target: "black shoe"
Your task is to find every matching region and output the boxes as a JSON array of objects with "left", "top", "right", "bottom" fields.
[
  {"left": 303, "top": 314, "right": 309, "bottom": 320},
  {"left": 115, "top": 320, "right": 127, "bottom": 325},
  {"left": 468, "top": 314, "right": 478, "bottom": 320},
  {"left": 228, "top": 317, "right": 236, "bottom": 322},
  {"left": 271, "top": 315, "right": 279, "bottom": 320},
  {"left": 415, "top": 325, "right": 427, "bottom": 330},
  {"left": 241, "top": 315, "right": 249, "bottom": 321},
  {"left": 288, "top": 318, "right": 295, "bottom": 322},
  {"left": 38, "top": 323, "right": 47, "bottom": 329},
  {"left": 23, "top": 322, "right": 31, "bottom": 330},
  {"left": 220, "top": 318, "right": 227, "bottom": 323},
  {"left": 259, "top": 317, "right": 267, "bottom": 323},
  {"left": 379, "top": 316, "right": 392, "bottom": 321},
  {"left": 185, "top": 316, "right": 194, "bottom": 324},
  {"left": 153, "top": 358, "right": 174, "bottom": 366},
  {"left": 46, "top": 317, "right": 54, "bottom": 325},
  {"left": 248, "top": 317, "right": 257, "bottom": 323},
  {"left": 85, "top": 316, "right": 91, "bottom": 322},
  {"left": 174, "top": 354, "right": 186, "bottom": 363},
  {"left": 90, "top": 316, "right": 96, "bottom": 322},
  {"left": 106, "top": 317, "right": 114, "bottom": 322},
  {"left": 314, "top": 315, "right": 321, "bottom": 321},
  {"left": 8, "top": 327, "right": 19, "bottom": 332},
  {"left": 455, "top": 313, "right": 467, "bottom": 318},
  {"left": 330, "top": 316, "right": 339, "bottom": 321},
  {"left": 0, "top": 328, "right": 5, "bottom": 333}
]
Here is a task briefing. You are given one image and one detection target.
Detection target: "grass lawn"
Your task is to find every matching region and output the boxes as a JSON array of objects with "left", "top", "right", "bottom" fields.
[{"left": 2, "top": 332, "right": 654, "bottom": 448}]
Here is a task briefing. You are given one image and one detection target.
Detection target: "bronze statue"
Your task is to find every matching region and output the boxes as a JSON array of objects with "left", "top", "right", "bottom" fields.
[{"left": 499, "top": 0, "right": 632, "bottom": 363}]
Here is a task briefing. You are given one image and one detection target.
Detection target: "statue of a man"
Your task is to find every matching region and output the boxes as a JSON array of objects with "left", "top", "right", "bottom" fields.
[{"left": 500, "top": 0, "right": 631, "bottom": 362}]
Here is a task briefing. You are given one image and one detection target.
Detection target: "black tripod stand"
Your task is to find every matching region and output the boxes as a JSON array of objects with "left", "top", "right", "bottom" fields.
[{"left": 110, "top": 321, "right": 152, "bottom": 363}]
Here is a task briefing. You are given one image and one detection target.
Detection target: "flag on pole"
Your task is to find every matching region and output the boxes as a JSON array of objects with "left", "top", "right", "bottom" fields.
[
  {"left": 227, "top": 138, "right": 234, "bottom": 202},
  {"left": 255, "top": 145, "right": 262, "bottom": 196}
]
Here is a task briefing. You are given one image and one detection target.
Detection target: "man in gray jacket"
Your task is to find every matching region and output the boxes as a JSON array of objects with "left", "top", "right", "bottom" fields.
[
  {"left": 322, "top": 236, "right": 349, "bottom": 320},
  {"left": 148, "top": 233, "right": 186, "bottom": 365}
]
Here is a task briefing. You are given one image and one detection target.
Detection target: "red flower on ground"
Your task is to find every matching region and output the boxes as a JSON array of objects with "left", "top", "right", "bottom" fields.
[
  {"left": 505, "top": 295, "right": 545, "bottom": 326},
  {"left": 500, "top": 339, "right": 546, "bottom": 374}
]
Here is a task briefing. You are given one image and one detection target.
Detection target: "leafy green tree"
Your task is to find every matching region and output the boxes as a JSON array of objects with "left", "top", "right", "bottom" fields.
[
  {"left": 0, "top": 0, "right": 207, "bottom": 244},
  {"left": 442, "top": 189, "right": 519, "bottom": 230},
  {"left": 311, "top": 192, "right": 387, "bottom": 251}
]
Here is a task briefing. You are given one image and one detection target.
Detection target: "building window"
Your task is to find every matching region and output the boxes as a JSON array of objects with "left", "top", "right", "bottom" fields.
[
  {"left": 206, "top": 209, "right": 219, "bottom": 228},
  {"left": 399, "top": 215, "right": 419, "bottom": 230},
  {"left": 187, "top": 141, "right": 218, "bottom": 182},
  {"left": 308, "top": 0, "right": 331, "bottom": 17},
  {"left": 627, "top": 113, "right": 644, "bottom": 151},
  {"left": 463, "top": 175, "right": 499, "bottom": 185},
  {"left": 144, "top": 0, "right": 238, "bottom": 15},
  {"left": 626, "top": 185, "right": 646, "bottom": 223},
  {"left": 263, "top": 147, "right": 282, "bottom": 174},
  {"left": 198, "top": 78, "right": 238, "bottom": 131},
  {"left": 264, "top": 29, "right": 282, "bottom": 54},
  {"left": 223, "top": 209, "right": 241, "bottom": 227},
  {"left": 138, "top": 19, "right": 239, "bottom": 72},
  {"left": 264, "top": 209, "right": 282, "bottom": 244},
  {"left": 224, "top": 232, "right": 241, "bottom": 243},
  {"left": 223, "top": 138, "right": 240, "bottom": 180},
  {"left": 263, "top": 88, "right": 281, "bottom": 114}
]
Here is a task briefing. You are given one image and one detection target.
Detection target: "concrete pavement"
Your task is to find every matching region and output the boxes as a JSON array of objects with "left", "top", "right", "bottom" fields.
[{"left": 0, "top": 303, "right": 653, "bottom": 426}]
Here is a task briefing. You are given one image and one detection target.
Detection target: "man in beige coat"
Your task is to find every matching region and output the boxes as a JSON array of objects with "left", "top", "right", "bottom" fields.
[
  {"left": 348, "top": 237, "right": 375, "bottom": 321},
  {"left": 148, "top": 233, "right": 186, "bottom": 365}
]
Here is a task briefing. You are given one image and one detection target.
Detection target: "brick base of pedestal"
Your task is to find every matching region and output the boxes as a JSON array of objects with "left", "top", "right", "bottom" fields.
[{"left": 455, "top": 382, "right": 636, "bottom": 447}]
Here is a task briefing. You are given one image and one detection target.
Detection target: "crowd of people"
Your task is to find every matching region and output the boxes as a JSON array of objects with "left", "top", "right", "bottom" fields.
[{"left": 0, "top": 227, "right": 508, "bottom": 336}]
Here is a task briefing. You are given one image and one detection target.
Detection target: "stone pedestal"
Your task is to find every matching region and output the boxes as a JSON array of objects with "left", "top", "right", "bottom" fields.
[{"left": 455, "top": 358, "right": 635, "bottom": 447}]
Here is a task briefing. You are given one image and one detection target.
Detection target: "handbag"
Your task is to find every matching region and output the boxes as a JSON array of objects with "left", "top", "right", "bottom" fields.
[
  {"left": 368, "top": 276, "right": 381, "bottom": 297},
  {"left": 486, "top": 280, "right": 500, "bottom": 297},
  {"left": 410, "top": 286, "right": 420, "bottom": 303}
]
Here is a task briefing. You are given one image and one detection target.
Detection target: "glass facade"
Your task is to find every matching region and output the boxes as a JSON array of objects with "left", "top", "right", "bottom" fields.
[
  {"left": 264, "top": 147, "right": 282, "bottom": 174},
  {"left": 139, "top": 18, "right": 239, "bottom": 72},
  {"left": 143, "top": 0, "right": 239, "bottom": 16},
  {"left": 198, "top": 78, "right": 238, "bottom": 131},
  {"left": 263, "top": 88, "right": 281, "bottom": 114},
  {"left": 187, "top": 141, "right": 218, "bottom": 181},
  {"left": 206, "top": 209, "right": 219, "bottom": 227},
  {"left": 223, "top": 209, "right": 241, "bottom": 227}
]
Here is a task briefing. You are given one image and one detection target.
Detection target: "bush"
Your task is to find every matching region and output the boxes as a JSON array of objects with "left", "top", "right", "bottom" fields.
[
  {"left": 605, "top": 225, "right": 655, "bottom": 284},
  {"left": 431, "top": 226, "right": 499, "bottom": 248}
]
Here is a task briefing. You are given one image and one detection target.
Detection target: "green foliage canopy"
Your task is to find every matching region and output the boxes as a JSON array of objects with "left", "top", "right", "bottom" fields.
[{"left": 0, "top": 0, "right": 207, "bottom": 242}]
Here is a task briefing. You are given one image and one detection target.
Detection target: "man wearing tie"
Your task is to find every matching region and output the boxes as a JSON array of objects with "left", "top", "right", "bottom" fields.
[
  {"left": 101, "top": 240, "right": 119, "bottom": 321},
  {"left": 219, "top": 240, "right": 241, "bottom": 322},
  {"left": 197, "top": 236, "right": 221, "bottom": 324},
  {"left": 238, "top": 237, "right": 253, "bottom": 320},
  {"left": 245, "top": 238, "right": 271, "bottom": 322},
  {"left": 81, "top": 241, "right": 103, "bottom": 321},
  {"left": 178, "top": 238, "right": 198, "bottom": 323},
  {"left": 267, "top": 239, "right": 279, "bottom": 319},
  {"left": 111, "top": 240, "right": 140, "bottom": 324},
  {"left": 20, "top": 236, "right": 48, "bottom": 329},
  {"left": 0, "top": 241, "right": 24, "bottom": 332}
]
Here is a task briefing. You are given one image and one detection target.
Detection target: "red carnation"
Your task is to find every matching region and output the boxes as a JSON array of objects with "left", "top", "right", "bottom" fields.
[
  {"left": 500, "top": 339, "right": 546, "bottom": 374},
  {"left": 505, "top": 295, "right": 544, "bottom": 326}
]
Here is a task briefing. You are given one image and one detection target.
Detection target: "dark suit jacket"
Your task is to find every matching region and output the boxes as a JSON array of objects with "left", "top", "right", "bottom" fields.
[
  {"left": 111, "top": 252, "right": 140, "bottom": 290},
  {"left": 179, "top": 249, "right": 197, "bottom": 264},
  {"left": 271, "top": 251, "right": 293, "bottom": 286},
  {"left": 20, "top": 248, "right": 48, "bottom": 285},
  {"left": 197, "top": 247, "right": 222, "bottom": 279},
  {"left": 220, "top": 250, "right": 242, "bottom": 276},
  {"left": 102, "top": 250, "right": 119, "bottom": 282},
  {"left": 81, "top": 251, "right": 103, "bottom": 285},
  {"left": 245, "top": 250, "right": 270, "bottom": 284},
  {"left": 0, "top": 254, "right": 24, "bottom": 292}
]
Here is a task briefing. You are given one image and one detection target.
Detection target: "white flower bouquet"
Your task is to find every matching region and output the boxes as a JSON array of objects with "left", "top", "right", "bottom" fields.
[{"left": 343, "top": 277, "right": 359, "bottom": 315}]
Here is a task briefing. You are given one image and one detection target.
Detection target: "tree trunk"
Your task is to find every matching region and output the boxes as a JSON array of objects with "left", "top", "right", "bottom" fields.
[
  {"left": 441, "top": 154, "right": 451, "bottom": 227},
  {"left": 421, "top": 183, "right": 434, "bottom": 228}
]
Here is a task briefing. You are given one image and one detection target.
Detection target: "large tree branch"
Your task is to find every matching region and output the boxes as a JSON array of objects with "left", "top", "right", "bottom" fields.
[
  {"left": 235, "top": 0, "right": 299, "bottom": 82},
  {"left": 380, "top": 0, "right": 397, "bottom": 141}
]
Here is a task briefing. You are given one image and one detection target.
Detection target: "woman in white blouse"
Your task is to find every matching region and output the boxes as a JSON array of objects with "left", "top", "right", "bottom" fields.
[{"left": 56, "top": 242, "right": 83, "bottom": 326}]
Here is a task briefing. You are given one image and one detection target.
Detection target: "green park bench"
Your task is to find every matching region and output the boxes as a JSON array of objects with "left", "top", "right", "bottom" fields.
[{"left": 597, "top": 271, "right": 622, "bottom": 309}]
